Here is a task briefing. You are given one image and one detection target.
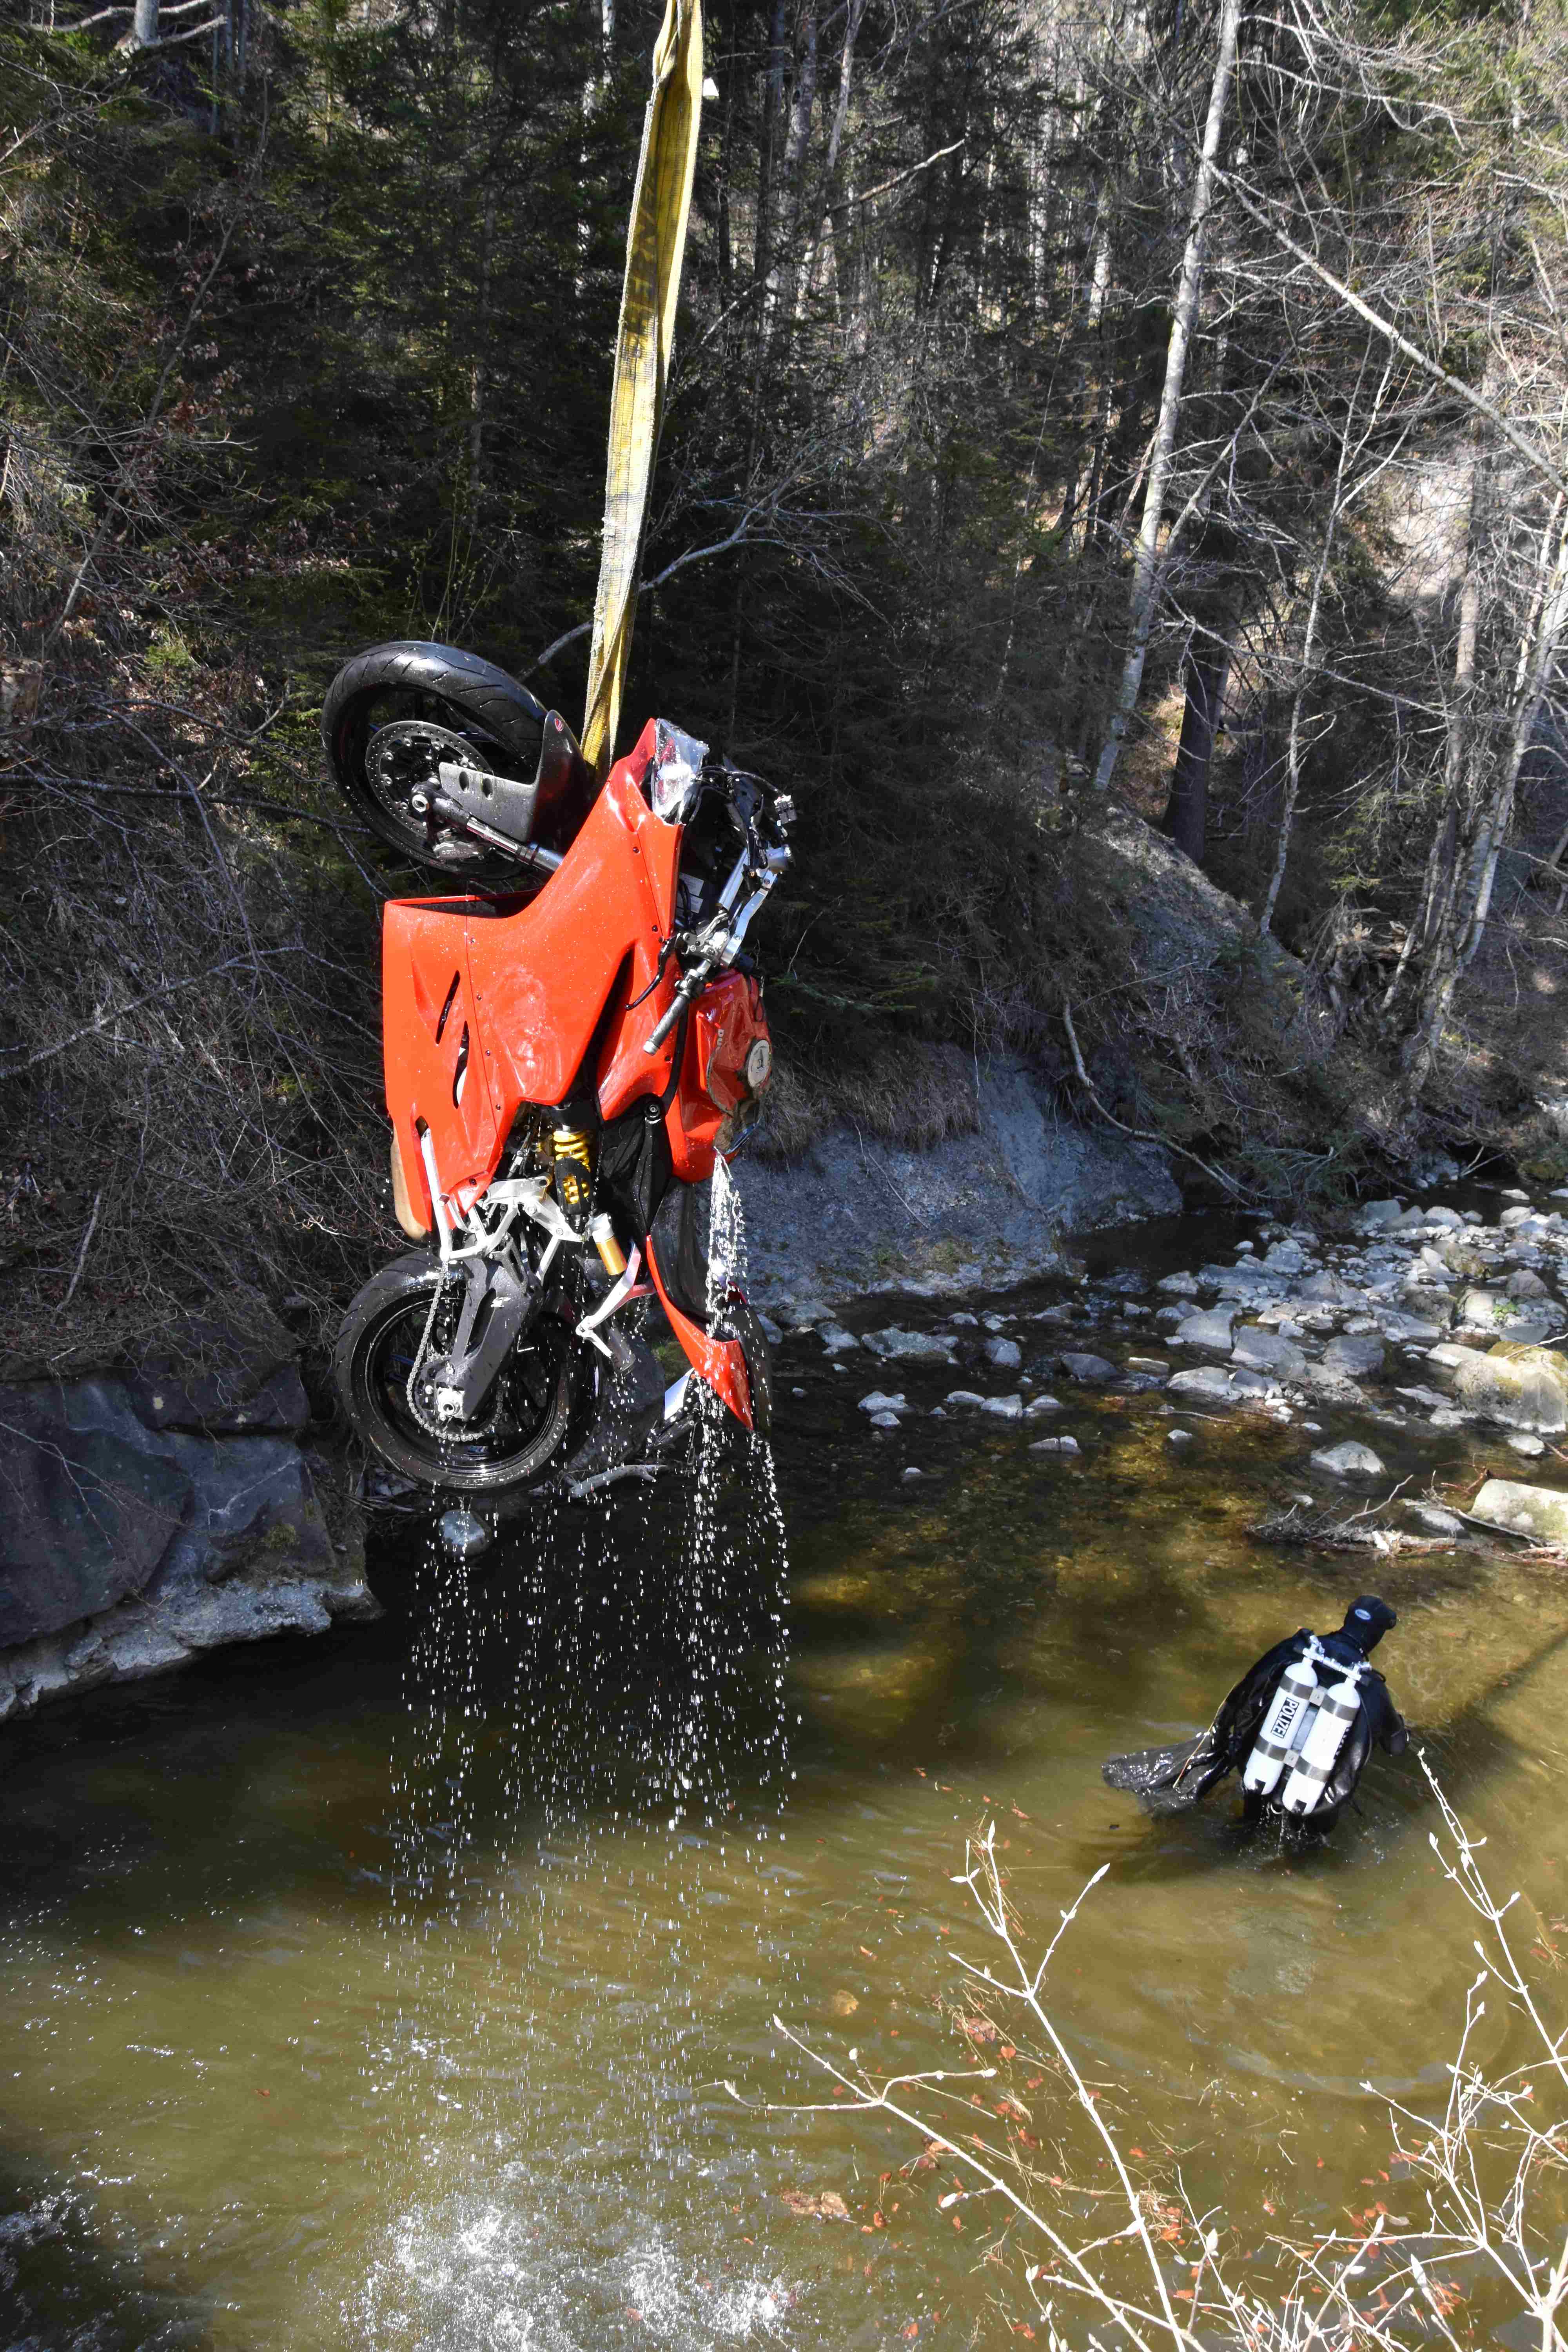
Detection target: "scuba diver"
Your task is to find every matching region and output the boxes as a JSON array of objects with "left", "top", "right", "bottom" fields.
[{"left": 1104, "top": 1597, "right": 1408, "bottom": 1831}]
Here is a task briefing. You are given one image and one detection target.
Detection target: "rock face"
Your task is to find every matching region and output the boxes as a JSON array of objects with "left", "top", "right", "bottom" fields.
[
  {"left": 0, "top": 1341, "right": 375, "bottom": 1726},
  {"left": 733, "top": 1053, "right": 1180, "bottom": 1314},
  {"left": 1434, "top": 1341, "right": 1568, "bottom": 1433},
  {"left": 1469, "top": 1479, "right": 1568, "bottom": 1543}
]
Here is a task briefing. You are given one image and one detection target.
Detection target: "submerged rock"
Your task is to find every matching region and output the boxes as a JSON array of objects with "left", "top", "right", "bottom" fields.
[
  {"left": 982, "top": 1335, "right": 1023, "bottom": 1370},
  {"left": 818, "top": 1322, "right": 858, "bottom": 1354},
  {"left": 980, "top": 1394, "right": 1025, "bottom": 1419},
  {"left": 1310, "top": 1440, "right": 1385, "bottom": 1480},
  {"left": 1058, "top": 1351, "right": 1116, "bottom": 1383},
  {"left": 1323, "top": 1334, "right": 1386, "bottom": 1378},
  {"left": 1030, "top": 1434, "right": 1080, "bottom": 1454},
  {"left": 857, "top": 1390, "right": 909, "bottom": 1416}
]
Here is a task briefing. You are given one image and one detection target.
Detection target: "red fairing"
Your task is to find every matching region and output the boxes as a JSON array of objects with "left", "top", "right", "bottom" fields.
[
  {"left": 664, "top": 969, "right": 771, "bottom": 1180},
  {"left": 378, "top": 714, "right": 773, "bottom": 1432},
  {"left": 643, "top": 1234, "right": 755, "bottom": 1431},
  {"left": 383, "top": 720, "right": 684, "bottom": 1220}
]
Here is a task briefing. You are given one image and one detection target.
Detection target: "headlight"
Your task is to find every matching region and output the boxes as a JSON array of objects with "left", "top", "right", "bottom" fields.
[{"left": 647, "top": 719, "right": 709, "bottom": 824}]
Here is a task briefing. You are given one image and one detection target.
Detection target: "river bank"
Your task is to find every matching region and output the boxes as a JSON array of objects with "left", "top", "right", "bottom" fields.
[{"left": 9, "top": 1106, "right": 1568, "bottom": 1731}]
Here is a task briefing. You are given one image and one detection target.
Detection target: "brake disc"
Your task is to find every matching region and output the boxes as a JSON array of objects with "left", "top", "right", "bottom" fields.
[{"left": 367, "top": 720, "right": 495, "bottom": 857}]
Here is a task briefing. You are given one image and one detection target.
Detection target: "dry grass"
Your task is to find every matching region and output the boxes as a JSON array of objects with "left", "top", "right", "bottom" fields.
[{"left": 752, "top": 1039, "right": 982, "bottom": 1161}]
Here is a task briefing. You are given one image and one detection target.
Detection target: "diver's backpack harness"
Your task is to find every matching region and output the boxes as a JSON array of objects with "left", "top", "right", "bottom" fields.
[{"left": 1240, "top": 1639, "right": 1365, "bottom": 1813}]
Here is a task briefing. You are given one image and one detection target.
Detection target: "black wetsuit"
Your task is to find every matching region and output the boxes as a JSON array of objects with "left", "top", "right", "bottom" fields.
[{"left": 1105, "top": 1628, "right": 1407, "bottom": 1828}]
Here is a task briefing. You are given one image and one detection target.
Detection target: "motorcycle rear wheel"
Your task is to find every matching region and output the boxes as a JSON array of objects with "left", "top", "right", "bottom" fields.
[
  {"left": 321, "top": 640, "right": 549, "bottom": 891},
  {"left": 336, "top": 1253, "right": 575, "bottom": 1494}
]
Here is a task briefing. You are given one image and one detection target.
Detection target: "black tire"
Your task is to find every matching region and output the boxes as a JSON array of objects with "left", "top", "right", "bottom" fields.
[
  {"left": 335, "top": 1252, "right": 575, "bottom": 1494},
  {"left": 321, "top": 640, "right": 549, "bottom": 889}
]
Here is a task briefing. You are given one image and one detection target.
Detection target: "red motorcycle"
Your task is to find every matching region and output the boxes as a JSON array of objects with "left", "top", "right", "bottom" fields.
[{"left": 322, "top": 640, "right": 789, "bottom": 1501}]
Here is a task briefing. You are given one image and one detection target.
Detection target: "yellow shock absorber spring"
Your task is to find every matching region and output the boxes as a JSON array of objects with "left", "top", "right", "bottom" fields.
[{"left": 551, "top": 1125, "right": 593, "bottom": 1231}]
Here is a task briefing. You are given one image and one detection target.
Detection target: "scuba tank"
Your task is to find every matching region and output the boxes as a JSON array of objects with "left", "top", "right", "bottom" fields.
[
  {"left": 1241, "top": 1643, "right": 1326, "bottom": 1797},
  {"left": 1279, "top": 1661, "right": 1364, "bottom": 1817}
]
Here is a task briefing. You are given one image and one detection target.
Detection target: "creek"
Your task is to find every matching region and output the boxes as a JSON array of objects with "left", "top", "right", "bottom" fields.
[{"left": 4, "top": 1201, "right": 1568, "bottom": 2348}]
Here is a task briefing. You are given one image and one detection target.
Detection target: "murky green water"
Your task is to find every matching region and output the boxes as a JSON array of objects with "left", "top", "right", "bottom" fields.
[{"left": 6, "top": 1208, "right": 1568, "bottom": 2348}]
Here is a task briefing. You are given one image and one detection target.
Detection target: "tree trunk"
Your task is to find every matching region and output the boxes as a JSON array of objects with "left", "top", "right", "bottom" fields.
[
  {"left": 1164, "top": 634, "right": 1230, "bottom": 863},
  {"left": 1401, "top": 500, "right": 1568, "bottom": 1094},
  {"left": 1091, "top": 0, "right": 1241, "bottom": 797},
  {"left": 468, "top": 181, "right": 498, "bottom": 503},
  {"left": 797, "top": 0, "right": 866, "bottom": 320}
]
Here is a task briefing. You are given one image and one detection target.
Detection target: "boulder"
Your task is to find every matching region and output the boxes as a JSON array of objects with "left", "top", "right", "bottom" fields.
[
  {"left": 857, "top": 1391, "right": 909, "bottom": 1416},
  {"left": 1025, "top": 1394, "right": 1063, "bottom": 1416},
  {"left": 1407, "top": 1501, "right": 1467, "bottom": 1536},
  {"left": 1030, "top": 1435, "right": 1080, "bottom": 1455},
  {"left": 1310, "top": 1441, "right": 1385, "bottom": 1480},
  {"left": 818, "top": 1322, "right": 858, "bottom": 1354},
  {"left": 125, "top": 1310, "right": 308, "bottom": 1436},
  {"left": 1293, "top": 1362, "right": 1367, "bottom": 1406},
  {"left": 1167, "top": 1364, "right": 1278, "bottom": 1407},
  {"left": 1174, "top": 1307, "right": 1234, "bottom": 1353},
  {"left": 1458, "top": 1288, "right": 1555, "bottom": 1343},
  {"left": 982, "top": 1335, "right": 1022, "bottom": 1370},
  {"left": 1508, "top": 1268, "right": 1552, "bottom": 1301},
  {"left": 1469, "top": 1478, "right": 1568, "bottom": 1544},
  {"left": 1423, "top": 1206, "right": 1465, "bottom": 1230},
  {"left": 0, "top": 1383, "right": 191, "bottom": 1648},
  {"left": 1297, "top": 1271, "right": 1361, "bottom": 1306},
  {"left": 944, "top": 1389, "right": 986, "bottom": 1409},
  {"left": 1231, "top": 1327, "right": 1307, "bottom": 1377},
  {"left": 1324, "top": 1334, "right": 1386, "bottom": 1378},
  {"left": 1437, "top": 1341, "right": 1568, "bottom": 1433},
  {"left": 1156, "top": 1271, "right": 1200, "bottom": 1297},
  {"left": 980, "top": 1394, "right": 1025, "bottom": 1420},
  {"left": 864, "top": 1327, "right": 955, "bottom": 1364},
  {"left": 1358, "top": 1199, "right": 1406, "bottom": 1230},
  {"left": 1058, "top": 1351, "right": 1117, "bottom": 1383}
]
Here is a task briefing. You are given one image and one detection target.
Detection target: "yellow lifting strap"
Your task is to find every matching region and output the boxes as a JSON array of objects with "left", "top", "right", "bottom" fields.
[{"left": 581, "top": 0, "right": 705, "bottom": 781}]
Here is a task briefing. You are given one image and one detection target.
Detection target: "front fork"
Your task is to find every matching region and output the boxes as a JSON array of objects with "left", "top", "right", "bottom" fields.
[
  {"left": 423, "top": 1122, "right": 763, "bottom": 1435},
  {"left": 551, "top": 1121, "right": 763, "bottom": 1434}
]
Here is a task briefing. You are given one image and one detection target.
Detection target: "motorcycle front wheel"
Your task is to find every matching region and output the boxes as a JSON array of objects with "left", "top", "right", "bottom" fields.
[{"left": 335, "top": 1253, "right": 575, "bottom": 1494}]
